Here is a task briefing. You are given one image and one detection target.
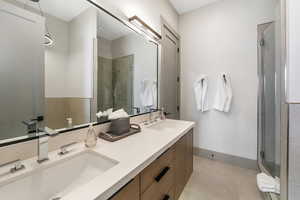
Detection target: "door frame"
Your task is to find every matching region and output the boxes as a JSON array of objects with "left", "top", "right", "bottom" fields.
[{"left": 160, "top": 17, "right": 181, "bottom": 119}]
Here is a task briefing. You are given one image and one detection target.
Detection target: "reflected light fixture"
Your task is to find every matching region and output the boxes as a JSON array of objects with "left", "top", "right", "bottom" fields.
[
  {"left": 129, "top": 16, "right": 162, "bottom": 40},
  {"left": 28, "top": 0, "right": 54, "bottom": 47}
]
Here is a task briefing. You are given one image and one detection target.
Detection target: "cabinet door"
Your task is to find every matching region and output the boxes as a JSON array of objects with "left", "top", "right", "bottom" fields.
[
  {"left": 174, "top": 136, "right": 187, "bottom": 200},
  {"left": 109, "top": 177, "right": 140, "bottom": 200},
  {"left": 174, "top": 130, "right": 194, "bottom": 200},
  {"left": 185, "top": 130, "right": 194, "bottom": 184}
]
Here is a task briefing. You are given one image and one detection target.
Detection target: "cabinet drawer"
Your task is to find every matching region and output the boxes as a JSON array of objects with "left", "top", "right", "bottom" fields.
[
  {"left": 150, "top": 186, "right": 175, "bottom": 200},
  {"left": 109, "top": 177, "right": 140, "bottom": 200},
  {"left": 141, "top": 147, "right": 175, "bottom": 193},
  {"left": 141, "top": 165, "right": 174, "bottom": 200},
  {"left": 163, "top": 187, "right": 175, "bottom": 200}
]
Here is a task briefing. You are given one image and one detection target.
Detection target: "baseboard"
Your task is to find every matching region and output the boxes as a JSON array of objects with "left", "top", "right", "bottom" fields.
[{"left": 194, "top": 147, "right": 258, "bottom": 171}]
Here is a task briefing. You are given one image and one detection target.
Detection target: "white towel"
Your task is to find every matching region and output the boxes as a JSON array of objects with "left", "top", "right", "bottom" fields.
[
  {"left": 140, "top": 79, "right": 156, "bottom": 107},
  {"left": 256, "top": 173, "right": 280, "bottom": 194},
  {"left": 108, "top": 109, "right": 129, "bottom": 120},
  {"left": 214, "top": 73, "right": 233, "bottom": 112},
  {"left": 96, "top": 108, "right": 113, "bottom": 118},
  {"left": 194, "top": 75, "right": 208, "bottom": 112}
]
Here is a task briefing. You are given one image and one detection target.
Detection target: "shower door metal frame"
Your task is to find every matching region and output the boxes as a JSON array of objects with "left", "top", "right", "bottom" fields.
[
  {"left": 257, "top": 0, "right": 289, "bottom": 196},
  {"left": 257, "top": 21, "right": 275, "bottom": 176},
  {"left": 280, "top": 0, "right": 289, "bottom": 199},
  {"left": 257, "top": 21, "right": 281, "bottom": 200}
]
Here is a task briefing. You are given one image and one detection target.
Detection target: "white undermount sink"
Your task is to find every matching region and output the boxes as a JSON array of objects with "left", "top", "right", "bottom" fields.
[
  {"left": 146, "top": 120, "right": 181, "bottom": 131},
  {"left": 0, "top": 151, "right": 118, "bottom": 200}
]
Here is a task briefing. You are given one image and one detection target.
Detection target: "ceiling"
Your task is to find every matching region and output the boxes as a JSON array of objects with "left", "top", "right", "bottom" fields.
[
  {"left": 97, "top": 10, "right": 133, "bottom": 41},
  {"left": 15, "top": 0, "right": 91, "bottom": 21},
  {"left": 14, "top": 0, "right": 132, "bottom": 40},
  {"left": 169, "top": 0, "right": 222, "bottom": 14}
]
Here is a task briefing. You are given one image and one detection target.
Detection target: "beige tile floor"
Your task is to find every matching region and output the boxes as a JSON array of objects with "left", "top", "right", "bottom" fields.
[{"left": 179, "top": 156, "right": 264, "bottom": 200}]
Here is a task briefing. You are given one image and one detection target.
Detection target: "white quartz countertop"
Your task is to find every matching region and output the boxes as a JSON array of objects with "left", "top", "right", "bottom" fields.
[{"left": 0, "top": 119, "right": 195, "bottom": 200}]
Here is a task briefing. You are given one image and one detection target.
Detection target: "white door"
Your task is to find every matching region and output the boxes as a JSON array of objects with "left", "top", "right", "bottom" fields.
[{"left": 161, "top": 25, "right": 180, "bottom": 119}]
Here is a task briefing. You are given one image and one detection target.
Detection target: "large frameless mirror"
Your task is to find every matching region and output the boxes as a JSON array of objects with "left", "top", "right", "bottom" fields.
[{"left": 0, "top": 0, "right": 159, "bottom": 145}]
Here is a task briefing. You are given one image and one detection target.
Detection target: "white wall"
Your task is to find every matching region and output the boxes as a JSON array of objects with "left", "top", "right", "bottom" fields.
[
  {"left": 111, "top": 34, "right": 157, "bottom": 110},
  {"left": 67, "top": 7, "right": 97, "bottom": 98},
  {"left": 45, "top": 8, "right": 97, "bottom": 98},
  {"left": 286, "top": 0, "right": 300, "bottom": 103},
  {"left": 45, "top": 15, "right": 69, "bottom": 97},
  {"left": 98, "top": 37, "right": 112, "bottom": 58},
  {"left": 179, "top": 0, "right": 276, "bottom": 160},
  {"left": 93, "top": 0, "right": 179, "bottom": 34}
]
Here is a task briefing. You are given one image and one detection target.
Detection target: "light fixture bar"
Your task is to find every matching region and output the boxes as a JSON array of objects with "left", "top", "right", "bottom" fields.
[{"left": 129, "top": 16, "right": 162, "bottom": 40}]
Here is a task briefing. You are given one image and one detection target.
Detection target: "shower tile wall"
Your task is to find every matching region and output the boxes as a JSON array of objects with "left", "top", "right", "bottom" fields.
[
  {"left": 97, "top": 55, "right": 134, "bottom": 114},
  {"left": 112, "top": 55, "right": 133, "bottom": 114},
  {"left": 289, "top": 104, "right": 300, "bottom": 200},
  {"left": 98, "top": 57, "right": 113, "bottom": 112}
]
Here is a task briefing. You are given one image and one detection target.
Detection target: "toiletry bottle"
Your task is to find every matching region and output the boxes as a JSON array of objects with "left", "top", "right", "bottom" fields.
[
  {"left": 85, "top": 124, "right": 97, "bottom": 148},
  {"left": 160, "top": 107, "right": 166, "bottom": 120},
  {"left": 66, "top": 118, "right": 73, "bottom": 128}
]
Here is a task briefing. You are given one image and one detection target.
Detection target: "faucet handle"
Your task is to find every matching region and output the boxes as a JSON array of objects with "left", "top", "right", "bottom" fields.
[
  {"left": 0, "top": 159, "right": 25, "bottom": 173},
  {"left": 58, "top": 142, "right": 78, "bottom": 156},
  {"left": 44, "top": 127, "right": 59, "bottom": 137},
  {"left": 150, "top": 108, "right": 157, "bottom": 112}
]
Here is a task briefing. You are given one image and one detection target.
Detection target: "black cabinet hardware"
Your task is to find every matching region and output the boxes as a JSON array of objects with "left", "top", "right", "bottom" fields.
[
  {"left": 155, "top": 166, "right": 170, "bottom": 182},
  {"left": 163, "top": 195, "right": 170, "bottom": 200}
]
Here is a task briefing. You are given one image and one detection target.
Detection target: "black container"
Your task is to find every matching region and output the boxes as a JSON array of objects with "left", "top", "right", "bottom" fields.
[{"left": 109, "top": 117, "right": 130, "bottom": 136}]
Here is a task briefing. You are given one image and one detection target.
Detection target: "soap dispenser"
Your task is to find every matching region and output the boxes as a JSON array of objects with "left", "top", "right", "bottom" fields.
[{"left": 85, "top": 124, "right": 97, "bottom": 148}]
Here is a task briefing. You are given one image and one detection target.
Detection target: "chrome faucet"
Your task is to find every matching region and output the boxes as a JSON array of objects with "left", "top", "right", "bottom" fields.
[
  {"left": 37, "top": 127, "right": 59, "bottom": 163},
  {"left": 149, "top": 108, "right": 157, "bottom": 123},
  {"left": 0, "top": 159, "right": 25, "bottom": 174},
  {"left": 132, "top": 107, "right": 141, "bottom": 114},
  {"left": 158, "top": 108, "right": 166, "bottom": 120}
]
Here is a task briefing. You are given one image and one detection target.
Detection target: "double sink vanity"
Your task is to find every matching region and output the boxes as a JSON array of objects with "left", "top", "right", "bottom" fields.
[
  {"left": 0, "top": 119, "right": 195, "bottom": 200},
  {"left": 0, "top": 1, "right": 192, "bottom": 199}
]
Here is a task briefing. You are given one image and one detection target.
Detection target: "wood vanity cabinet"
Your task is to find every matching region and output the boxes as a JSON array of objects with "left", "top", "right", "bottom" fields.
[
  {"left": 174, "top": 129, "right": 193, "bottom": 199},
  {"left": 140, "top": 146, "right": 175, "bottom": 200},
  {"left": 109, "top": 177, "right": 140, "bottom": 200},
  {"left": 108, "top": 129, "right": 193, "bottom": 200},
  {"left": 185, "top": 129, "right": 194, "bottom": 183}
]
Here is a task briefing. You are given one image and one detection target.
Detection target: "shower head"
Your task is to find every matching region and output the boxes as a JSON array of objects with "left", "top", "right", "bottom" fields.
[{"left": 29, "top": 0, "right": 40, "bottom": 2}]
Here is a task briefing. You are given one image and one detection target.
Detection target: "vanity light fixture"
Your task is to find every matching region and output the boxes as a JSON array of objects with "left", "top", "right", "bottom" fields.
[
  {"left": 28, "top": 0, "right": 54, "bottom": 47},
  {"left": 129, "top": 16, "right": 162, "bottom": 40}
]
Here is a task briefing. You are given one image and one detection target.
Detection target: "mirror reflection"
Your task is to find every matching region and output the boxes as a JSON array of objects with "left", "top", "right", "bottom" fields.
[
  {"left": 96, "top": 9, "right": 158, "bottom": 122},
  {"left": 0, "top": 0, "right": 158, "bottom": 143}
]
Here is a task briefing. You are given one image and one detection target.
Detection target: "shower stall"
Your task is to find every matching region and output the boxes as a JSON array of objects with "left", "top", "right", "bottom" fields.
[{"left": 257, "top": 22, "right": 283, "bottom": 200}]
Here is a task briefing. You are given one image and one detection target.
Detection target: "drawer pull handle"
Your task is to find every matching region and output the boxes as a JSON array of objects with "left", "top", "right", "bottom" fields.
[
  {"left": 155, "top": 166, "right": 170, "bottom": 182},
  {"left": 163, "top": 195, "right": 170, "bottom": 200}
]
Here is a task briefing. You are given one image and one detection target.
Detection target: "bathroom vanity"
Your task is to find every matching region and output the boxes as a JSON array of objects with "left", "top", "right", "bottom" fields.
[
  {"left": 0, "top": 119, "right": 195, "bottom": 200},
  {"left": 0, "top": 1, "right": 194, "bottom": 199},
  {"left": 110, "top": 128, "right": 193, "bottom": 200}
]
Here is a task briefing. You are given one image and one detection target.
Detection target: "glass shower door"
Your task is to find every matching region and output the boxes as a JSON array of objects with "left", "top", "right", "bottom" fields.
[{"left": 258, "top": 22, "right": 281, "bottom": 178}]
